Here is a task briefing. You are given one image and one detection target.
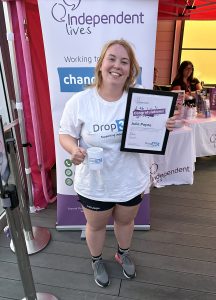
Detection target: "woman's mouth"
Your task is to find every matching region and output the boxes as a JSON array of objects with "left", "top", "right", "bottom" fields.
[{"left": 110, "top": 71, "right": 121, "bottom": 77}]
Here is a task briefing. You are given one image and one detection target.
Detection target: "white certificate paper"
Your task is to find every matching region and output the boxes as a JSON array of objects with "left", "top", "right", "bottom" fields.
[{"left": 121, "top": 88, "right": 177, "bottom": 154}]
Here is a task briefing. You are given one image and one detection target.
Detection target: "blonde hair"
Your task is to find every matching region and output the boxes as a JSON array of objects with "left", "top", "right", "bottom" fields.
[{"left": 92, "top": 39, "right": 140, "bottom": 91}]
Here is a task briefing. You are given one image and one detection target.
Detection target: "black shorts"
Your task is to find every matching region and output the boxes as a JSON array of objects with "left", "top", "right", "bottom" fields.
[{"left": 78, "top": 194, "right": 142, "bottom": 211}]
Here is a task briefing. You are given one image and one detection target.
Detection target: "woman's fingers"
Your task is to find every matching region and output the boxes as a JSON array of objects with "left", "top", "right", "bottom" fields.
[
  {"left": 71, "top": 148, "right": 86, "bottom": 165},
  {"left": 166, "top": 114, "right": 178, "bottom": 131}
]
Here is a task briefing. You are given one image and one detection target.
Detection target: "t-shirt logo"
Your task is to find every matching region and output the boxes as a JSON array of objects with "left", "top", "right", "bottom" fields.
[
  {"left": 116, "top": 119, "right": 124, "bottom": 132},
  {"left": 93, "top": 119, "right": 124, "bottom": 133}
]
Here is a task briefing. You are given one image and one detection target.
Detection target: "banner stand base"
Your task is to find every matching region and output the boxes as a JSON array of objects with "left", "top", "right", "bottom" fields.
[
  {"left": 80, "top": 229, "right": 86, "bottom": 240},
  {"left": 56, "top": 224, "right": 151, "bottom": 231}
]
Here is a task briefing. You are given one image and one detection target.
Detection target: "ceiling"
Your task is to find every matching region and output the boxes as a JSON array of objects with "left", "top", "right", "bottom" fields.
[{"left": 158, "top": 0, "right": 216, "bottom": 20}]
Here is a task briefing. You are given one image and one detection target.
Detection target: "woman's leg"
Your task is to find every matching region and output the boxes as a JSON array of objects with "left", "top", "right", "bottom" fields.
[
  {"left": 82, "top": 206, "right": 114, "bottom": 287},
  {"left": 112, "top": 204, "right": 140, "bottom": 279},
  {"left": 82, "top": 206, "right": 113, "bottom": 256},
  {"left": 112, "top": 204, "right": 140, "bottom": 249}
]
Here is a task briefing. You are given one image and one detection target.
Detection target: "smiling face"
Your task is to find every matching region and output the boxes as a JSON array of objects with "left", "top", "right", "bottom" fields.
[{"left": 99, "top": 44, "right": 130, "bottom": 90}]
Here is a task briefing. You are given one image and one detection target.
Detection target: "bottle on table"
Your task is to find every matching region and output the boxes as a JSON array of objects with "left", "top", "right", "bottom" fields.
[{"left": 203, "top": 98, "right": 211, "bottom": 118}]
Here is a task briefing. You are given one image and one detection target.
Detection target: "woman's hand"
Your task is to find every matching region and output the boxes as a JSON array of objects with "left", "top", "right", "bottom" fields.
[
  {"left": 166, "top": 110, "right": 179, "bottom": 131},
  {"left": 71, "top": 147, "right": 86, "bottom": 165},
  {"left": 59, "top": 134, "right": 86, "bottom": 165}
]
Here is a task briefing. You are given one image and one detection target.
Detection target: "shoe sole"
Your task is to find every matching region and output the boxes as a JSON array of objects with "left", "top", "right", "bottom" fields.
[
  {"left": 115, "top": 254, "right": 136, "bottom": 279},
  {"left": 123, "top": 269, "right": 136, "bottom": 279},
  {"left": 94, "top": 279, "right": 110, "bottom": 288}
]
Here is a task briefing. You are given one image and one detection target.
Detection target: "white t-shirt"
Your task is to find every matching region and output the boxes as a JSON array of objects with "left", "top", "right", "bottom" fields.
[{"left": 59, "top": 87, "right": 150, "bottom": 202}]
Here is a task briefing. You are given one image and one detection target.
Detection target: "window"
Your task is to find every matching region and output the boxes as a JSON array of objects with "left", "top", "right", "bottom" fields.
[{"left": 181, "top": 21, "right": 216, "bottom": 85}]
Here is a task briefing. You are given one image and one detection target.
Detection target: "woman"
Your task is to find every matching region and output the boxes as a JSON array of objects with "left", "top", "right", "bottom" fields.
[
  {"left": 171, "top": 60, "right": 202, "bottom": 95},
  {"left": 59, "top": 39, "right": 176, "bottom": 288}
]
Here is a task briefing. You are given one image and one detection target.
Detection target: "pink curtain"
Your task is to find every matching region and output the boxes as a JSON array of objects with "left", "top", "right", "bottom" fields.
[{"left": 10, "top": 0, "right": 55, "bottom": 208}]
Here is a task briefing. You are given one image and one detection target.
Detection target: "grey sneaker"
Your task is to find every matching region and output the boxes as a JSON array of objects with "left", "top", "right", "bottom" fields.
[
  {"left": 115, "top": 251, "right": 136, "bottom": 279},
  {"left": 92, "top": 259, "right": 110, "bottom": 287}
]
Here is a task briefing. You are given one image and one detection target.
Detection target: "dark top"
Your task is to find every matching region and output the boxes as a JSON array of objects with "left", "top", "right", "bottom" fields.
[{"left": 171, "top": 78, "right": 200, "bottom": 92}]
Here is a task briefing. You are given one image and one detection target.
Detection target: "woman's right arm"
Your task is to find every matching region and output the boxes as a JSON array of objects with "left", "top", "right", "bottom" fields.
[{"left": 59, "top": 134, "right": 86, "bottom": 165}]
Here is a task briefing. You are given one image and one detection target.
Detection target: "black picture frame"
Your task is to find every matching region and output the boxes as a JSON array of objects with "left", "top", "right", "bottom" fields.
[{"left": 120, "top": 88, "right": 178, "bottom": 155}]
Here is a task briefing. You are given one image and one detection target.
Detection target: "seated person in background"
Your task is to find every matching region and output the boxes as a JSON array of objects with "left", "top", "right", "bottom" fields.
[
  {"left": 171, "top": 61, "right": 202, "bottom": 98},
  {"left": 153, "top": 67, "right": 161, "bottom": 90}
]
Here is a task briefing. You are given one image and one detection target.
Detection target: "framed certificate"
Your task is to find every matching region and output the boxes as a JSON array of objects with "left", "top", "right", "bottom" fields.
[{"left": 120, "top": 88, "right": 178, "bottom": 154}]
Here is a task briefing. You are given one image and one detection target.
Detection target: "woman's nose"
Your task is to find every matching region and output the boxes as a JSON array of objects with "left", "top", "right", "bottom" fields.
[{"left": 113, "top": 60, "right": 121, "bottom": 68}]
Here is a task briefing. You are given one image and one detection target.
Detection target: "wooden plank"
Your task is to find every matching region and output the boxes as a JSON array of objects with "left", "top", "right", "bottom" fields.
[
  {"left": 48, "top": 228, "right": 84, "bottom": 243},
  {"left": 0, "top": 261, "right": 121, "bottom": 295},
  {"left": 154, "top": 50, "right": 173, "bottom": 60},
  {"left": 7, "top": 245, "right": 216, "bottom": 279},
  {"left": 157, "top": 20, "right": 176, "bottom": 32},
  {"left": 0, "top": 278, "right": 129, "bottom": 300},
  {"left": 151, "top": 210, "right": 216, "bottom": 227},
  {"left": 131, "top": 239, "right": 216, "bottom": 263},
  {"left": 132, "top": 229, "right": 216, "bottom": 250},
  {"left": 0, "top": 232, "right": 9, "bottom": 247},
  {"left": 151, "top": 217, "right": 216, "bottom": 237},
  {"left": 151, "top": 202, "right": 216, "bottom": 218},
  {"left": 156, "top": 31, "right": 174, "bottom": 42},
  {"left": 2, "top": 251, "right": 216, "bottom": 295},
  {"left": 152, "top": 189, "right": 216, "bottom": 201},
  {"left": 0, "top": 278, "right": 24, "bottom": 299},
  {"left": 133, "top": 266, "right": 216, "bottom": 293},
  {"left": 151, "top": 195, "right": 216, "bottom": 209},
  {"left": 133, "top": 251, "right": 216, "bottom": 277},
  {"left": 30, "top": 215, "right": 57, "bottom": 229},
  {"left": 120, "top": 280, "right": 216, "bottom": 300},
  {"left": 3, "top": 234, "right": 216, "bottom": 278}
]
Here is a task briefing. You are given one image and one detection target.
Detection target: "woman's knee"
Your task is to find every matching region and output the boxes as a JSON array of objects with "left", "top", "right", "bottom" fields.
[
  {"left": 113, "top": 204, "right": 140, "bottom": 225},
  {"left": 114, "top": 218, "right": 134, "bottom": 227},
  {"left": 86, "top": 221, "right": 107, "bottom": 232},
  {"left": 84, "top": 210, "right": 112, "bottom": 231}
]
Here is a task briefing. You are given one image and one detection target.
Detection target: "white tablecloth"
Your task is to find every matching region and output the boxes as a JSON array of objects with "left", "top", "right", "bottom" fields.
[
  {"left": 147, "top": 126, "right": 196, "bottom": 187},
  {"left": 185, "top": 111, "right": 216, "bottom": 157}
]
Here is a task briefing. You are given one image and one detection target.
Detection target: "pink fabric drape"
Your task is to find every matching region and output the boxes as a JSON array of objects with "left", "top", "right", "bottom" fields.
[{"left": 10, "top": 0, "right": 55, "bottom": 208}]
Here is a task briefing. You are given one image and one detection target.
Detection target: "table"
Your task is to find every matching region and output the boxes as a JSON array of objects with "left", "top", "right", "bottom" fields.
[
  {"left": 185, "top": 111, "right": 216, "bottom": 157},
  {"left": 147, "top": 125, "right": 196, "bottom": 187}
]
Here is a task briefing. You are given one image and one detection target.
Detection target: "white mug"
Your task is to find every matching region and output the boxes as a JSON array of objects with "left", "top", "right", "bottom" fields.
[{"left": 87, "top": 147, "right": 103, "bottom": 170}]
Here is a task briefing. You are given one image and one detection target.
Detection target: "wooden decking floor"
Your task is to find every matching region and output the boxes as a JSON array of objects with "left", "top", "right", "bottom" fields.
[{"left": 0, "top": 156, "right": 216, "bottom": 300}]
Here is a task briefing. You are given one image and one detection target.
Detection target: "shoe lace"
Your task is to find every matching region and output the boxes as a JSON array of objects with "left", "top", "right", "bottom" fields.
[
  {"left": 121, "top": 251, "right": 132, "bottom": 265},
  {"left": 95, "top": 260, "right": 105, "bottom": 274}
]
